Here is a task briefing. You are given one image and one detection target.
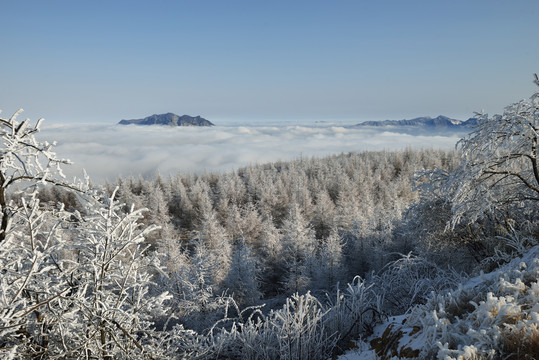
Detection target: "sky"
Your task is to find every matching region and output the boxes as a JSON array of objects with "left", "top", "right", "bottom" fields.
[{"left": 2, "top": 0, "right": 539, "bottom": 124}]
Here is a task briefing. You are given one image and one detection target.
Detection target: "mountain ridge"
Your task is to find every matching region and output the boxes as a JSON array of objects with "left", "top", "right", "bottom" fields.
[
  {"left": 357, "top": 115, "right": 477, "bottom": 129},
  {"left": 119, "top": 113, "right": 214, "bottom": 127}
]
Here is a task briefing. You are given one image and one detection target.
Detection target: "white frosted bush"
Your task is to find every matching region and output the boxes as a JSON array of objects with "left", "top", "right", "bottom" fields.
[{"left": 405, "top": 245, "right": 539, "bottom": 359}]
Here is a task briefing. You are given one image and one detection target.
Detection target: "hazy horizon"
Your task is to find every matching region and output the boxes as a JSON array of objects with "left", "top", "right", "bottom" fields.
[{"left": 37, "top": 120, "right": 462, "bottom": 183}]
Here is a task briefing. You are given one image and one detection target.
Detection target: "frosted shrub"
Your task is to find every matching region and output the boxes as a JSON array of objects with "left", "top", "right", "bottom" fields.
[
  {"left": 0, "top": 197, "right": 73, "bottom": 358},
  {"left": 194, "top": 277, "right": 381, "bottom": 359},
  {"left": 371, "top": 252, "right": 463, "bottom": 315},
  {"left": 205, "top": 292, "right": 337, "bottom": 360},
  {"left": 324, "top": 276, "right": 382, "bottom": 352},
  {"left": 405, "top": 245, "right": 539, "bottom": 359},
  {"left": 64, "top": 188, "right": 173, "bottom": 359},
  {"left": 0, "top": 110, "right": 179, "bottom": 358},
  {"left": 0, "top": 109, "right": 88, "bottom": 357},
  {"left": 0, "top": 110, "right": 87, "bottom": 239},
  {"left": 482, "top": 223, "right": 539, "bottom": 268},
  {"left": 271, "top": 292, "right": 335, "bottom": 360}
]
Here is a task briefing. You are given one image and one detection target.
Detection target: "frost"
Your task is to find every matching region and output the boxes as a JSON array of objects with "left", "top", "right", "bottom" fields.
[{"left": 399, "top": 245, "right": 539, "bottom": 359}]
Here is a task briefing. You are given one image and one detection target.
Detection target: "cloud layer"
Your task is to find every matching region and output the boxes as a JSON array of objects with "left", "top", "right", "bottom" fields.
[{"left": 39, "top": 121, "right": 462, "bottom": 183}]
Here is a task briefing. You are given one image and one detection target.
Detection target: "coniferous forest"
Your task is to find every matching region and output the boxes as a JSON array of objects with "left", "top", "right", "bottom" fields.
[{"left": 2, "top": 81, "right": 539, "bottom": 359}]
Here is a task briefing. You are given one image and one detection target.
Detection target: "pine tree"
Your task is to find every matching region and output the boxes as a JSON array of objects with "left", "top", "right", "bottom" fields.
[
  {"left": 196, "top": 206, "right": 232, "bottom": 286},
  {"left": 316, "top": 228, "right": 345, "bottom": 291},
  {"left": 223, "top": 238, "right": 261, "bottom": 306},
  {"left": 280, "top": 203, "right": 317, "bottom": 294},
  {"left": 312, "top": 190, "right": 336, "bottom": 239}
]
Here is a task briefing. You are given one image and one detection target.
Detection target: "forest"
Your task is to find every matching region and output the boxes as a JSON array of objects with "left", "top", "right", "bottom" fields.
[{"left": 1, "top": 80, "right": 539, "bottom": 359}]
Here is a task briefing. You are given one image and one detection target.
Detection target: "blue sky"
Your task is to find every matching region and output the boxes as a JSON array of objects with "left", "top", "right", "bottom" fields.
[{"left": 2, "top": 0, "right": 538, "bottom": 124}]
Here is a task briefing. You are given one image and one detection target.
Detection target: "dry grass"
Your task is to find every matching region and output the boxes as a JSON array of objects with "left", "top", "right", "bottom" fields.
[{"left": 501, "top": 325, "right": 539, "bottom": 360}]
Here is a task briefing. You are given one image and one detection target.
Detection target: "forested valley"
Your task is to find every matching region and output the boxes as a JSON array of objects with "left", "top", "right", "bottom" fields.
[{"left": 2, "top": 81, "right": 539, "bottom": 359}]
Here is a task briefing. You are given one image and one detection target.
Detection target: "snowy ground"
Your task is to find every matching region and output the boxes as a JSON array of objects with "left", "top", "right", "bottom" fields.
[
  {"left": 335, "top": 316, "right": 413, "bottom": 360},
  {"left": 336, "top": 245, "right": 539, "bottom": 359},
  {"left": 336, "top": 344, "right": 377, "bottom": 360}
]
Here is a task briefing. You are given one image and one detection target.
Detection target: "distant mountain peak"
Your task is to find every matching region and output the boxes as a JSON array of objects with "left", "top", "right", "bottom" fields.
[
  {"left": 357, "top": 115, "right": 477, "bottom": 132},
  {"left": 119, "top": 113, "right": 214, "bottom": 127}
]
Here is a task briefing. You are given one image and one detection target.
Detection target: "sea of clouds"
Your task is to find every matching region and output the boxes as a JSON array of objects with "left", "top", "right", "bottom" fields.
[{"left": 38, "top": 121, "right": 463, "bottom": 183}]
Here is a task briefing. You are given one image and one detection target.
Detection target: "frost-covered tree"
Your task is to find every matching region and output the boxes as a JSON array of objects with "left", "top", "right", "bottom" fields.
[
  {"left": 222, "top": 238, "right": 261, "bottom": 306},
  {"left": 256, "top": 212, "right": 284, "bottom": 296},
  {"left": 0, "top": 110, "right": 180, "bottom": 358},
  {"left": 196, "top": 206, "right": 232, "bottom": 286},
  {"left": 188, "top": 178, "right": 214, "bottom": 225},
  {"left": 142, "top": 181, "right": 176, "bottom": 250},
  {"left": 334, "top": 184, "right": 361, "bottom": 230},
  {"left": 116, "top": 177, "right": 143, "bottom": 213},
  {"left": 184, "top": 240, "right": 218, "bottom": 315},
  {"left": 65, "top": 189, "right": 172, "bottom": 359},
  {"left": 281, "top": 203, "right": 317, "bottom": 294},
  {"left": 222, "top": 203, "right": 243, "bottom": 241},
  {"left": 0, "top": 195, "right": 74, "bottom": 358},
  {"left": 316, "top": 228, "right": 345, "bottom": 291},
  {"left": 167, "top": 173, "right": 194, "bottom": 229},
  {"left": 0, "top": 109, "right": 84, "bottom": 242},
  {"left": 440, "top": 75, "right": 539, "bottom": 227},
  {"left": 312, "top": 190, "right": 335, "bottom": 239},
  {"left": 143, "top": 180, "right": 171, "bottom": 226},
  {"left": 0, "top": 109, "right": 88, "bottom": 357},
  {"left": 175, "top": 239, "right": 229, "bottom": 331},
  {"left": 215, "top": 172, "right": 247, "bottom": 223}
]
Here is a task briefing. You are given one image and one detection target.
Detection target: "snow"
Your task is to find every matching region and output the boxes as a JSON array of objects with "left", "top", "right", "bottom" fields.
[
  {"left": 335, "top": 341, "right": 377, "bottom": 360},
  {"left": 336, "top": 245, "right": 539, "bottom": 359}
]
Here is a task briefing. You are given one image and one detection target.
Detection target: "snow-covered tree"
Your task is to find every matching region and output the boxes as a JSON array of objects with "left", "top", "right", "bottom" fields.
[
  {"left": 440, "top": 75, "right": 539, "bottom": 227},
  {"left": 0, "top": 110, "right": 180, "bottom": 358},
  {"left": 196, "top": 206, "right": 232, "bottom": 286},
  {"left": 312, "top": 190, "right": 335, "bottom": 239},
  {"left": 67, "top": 189, "right": 172, "bottom": 359},
  {"left": 0, "top": 109, "right": 84, "bottom": 242},
  {"left": 167, "top": 173, "right": 194, "bottom": 229},
  {"left": 175, "top": 239, "right": 229, "bottom": 331},
  {"left": 116, "top": 177, "right": 143, "bottom": 213},
  {"left": 255, "top": 212, "right": 284, "bottom": 296},
  {"left": 222, "top": 238, "right": 261, "bottom": 306},
  {"left": 316, "top": 228, "right": 345, "bottom": 291},
  {"left": 0, "top": 109, "right": 88, "bottom": 357},
  {"left": 142, "top": 180, "right": 176, "bottom": 250},
  {"left": 183, "top": 239, "right": 218, "bottom": 315},
  {"left": 0, "top": 195, "right": 74, "bottom": 358},
  {"left": 334, "top": 183, "right": 361, "bottom": 230},
  {"left": 223, "top": 203, "right": 262, "bottom": 248},
  {"left": 188, "top": 178, "right": 214, "bottom": 225},
  {"left": 281, "top": 203, "right": 317, "bottom": 294}
]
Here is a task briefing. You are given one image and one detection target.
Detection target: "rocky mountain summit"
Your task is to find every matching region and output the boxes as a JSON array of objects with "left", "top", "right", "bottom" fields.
[{"left": 119, "top": 113, "right": 214, "bottom": 127}]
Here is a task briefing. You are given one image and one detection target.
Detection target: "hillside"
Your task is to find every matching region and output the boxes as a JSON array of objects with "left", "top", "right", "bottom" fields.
[{"left": 339, "top": 245, "right": 539, "bottom": 359}]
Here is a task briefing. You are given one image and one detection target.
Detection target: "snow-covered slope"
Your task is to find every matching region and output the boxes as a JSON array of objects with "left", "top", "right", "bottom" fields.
[{"left": 339, "top": 246, "right": 539, "bottom": 359}]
